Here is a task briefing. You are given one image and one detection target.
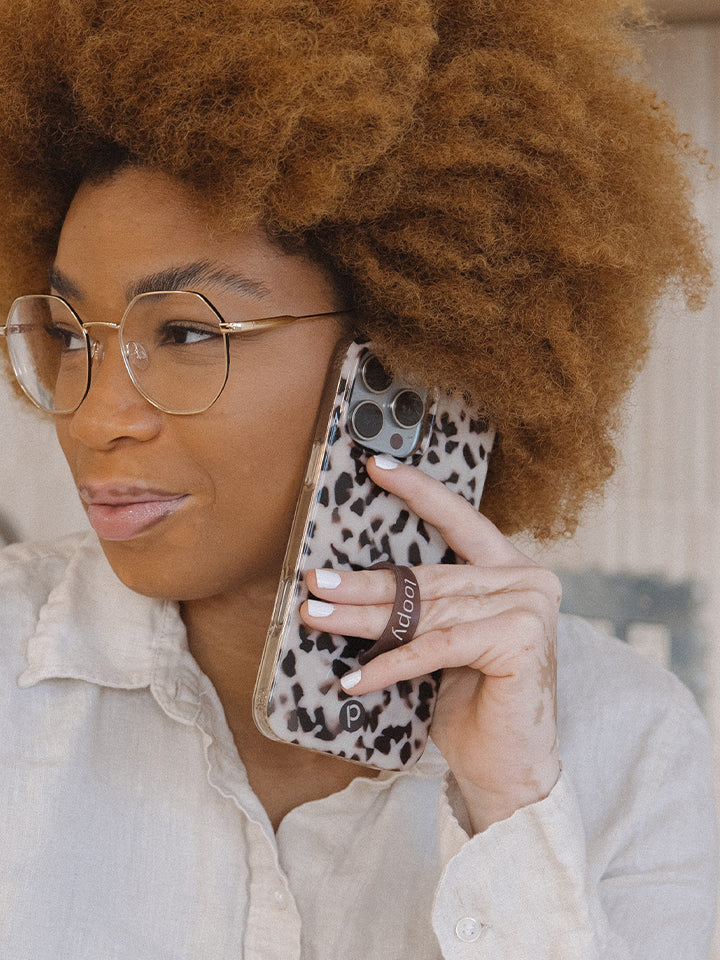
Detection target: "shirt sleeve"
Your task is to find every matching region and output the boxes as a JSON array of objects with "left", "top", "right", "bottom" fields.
[{"left": 431, "top": 701, "right": 717, "bottom": 960}]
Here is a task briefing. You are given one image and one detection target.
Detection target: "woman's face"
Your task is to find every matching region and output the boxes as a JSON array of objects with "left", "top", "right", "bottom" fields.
[{"left": 53, "top": 167, "right": 348, "bottom": 601}]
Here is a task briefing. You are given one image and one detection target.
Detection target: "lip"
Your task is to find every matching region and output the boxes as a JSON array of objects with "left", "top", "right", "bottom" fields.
[{"left": 79, "top": 484, "right": 189, "bottom": 541}]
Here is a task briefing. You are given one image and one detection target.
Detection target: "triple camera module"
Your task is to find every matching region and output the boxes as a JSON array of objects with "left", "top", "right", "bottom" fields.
[{"left": 347, "top": 353, "right": 428, "bottom": 459}]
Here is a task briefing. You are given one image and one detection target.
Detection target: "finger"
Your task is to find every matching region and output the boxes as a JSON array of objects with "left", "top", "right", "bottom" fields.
[
  {"left": 340, "top": 606, "right": 555, "bottom": 696},
  {"left": 366, "top": 455, "right": 533, "bottom": 568},
  {"left": 300, "top": 585, "right": 556, "bottom": 646},
  {"left": 306, "top": 562, "right": 561, "bottom": 608}
]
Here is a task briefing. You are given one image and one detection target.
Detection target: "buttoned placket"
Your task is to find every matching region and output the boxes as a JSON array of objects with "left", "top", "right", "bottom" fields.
[{"left": 150, "top": 632, "right": 303, "bottom": 960}]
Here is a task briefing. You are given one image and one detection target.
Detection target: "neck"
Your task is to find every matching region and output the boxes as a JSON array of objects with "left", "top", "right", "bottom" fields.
[
  {"left": 180, "top": 572, "right": 378, "bottom": 830},
  {"left": 180, "top": 572, "right": 277, "bottom": 718}
]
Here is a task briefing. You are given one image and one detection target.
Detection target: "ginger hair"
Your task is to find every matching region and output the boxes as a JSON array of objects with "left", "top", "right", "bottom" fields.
[{"left": 0, "top": 0, "right": 710, "bottom": 538}]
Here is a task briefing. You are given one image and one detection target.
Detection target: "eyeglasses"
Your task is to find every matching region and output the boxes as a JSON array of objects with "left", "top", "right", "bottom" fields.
[{"left": 0, "top": 291, "right": 348, "bottom": 415}]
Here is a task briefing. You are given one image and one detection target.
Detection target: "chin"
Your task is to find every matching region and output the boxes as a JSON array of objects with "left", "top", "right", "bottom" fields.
[
  {"left": 95, "top": 538, "right": 205, "bottom": 601},
  {"left": 96, "top": 534, "right": 282, "bottom": 603}
]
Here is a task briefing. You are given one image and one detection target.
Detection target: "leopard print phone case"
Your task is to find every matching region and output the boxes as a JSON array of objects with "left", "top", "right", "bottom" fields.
[{"left": 253, "top": 339, "right": 494, "bottom": 770}]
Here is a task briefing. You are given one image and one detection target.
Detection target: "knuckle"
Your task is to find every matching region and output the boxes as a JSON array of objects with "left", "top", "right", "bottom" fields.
[
  {"left": 505, "top": 606, "right": 550, "bottom": 646},
  {"left": 520, "top": 587, "right": 558, "bottom": 619},
  {"left": 509, "top": 607, "right": 541, "bottom": 634},
  {"left": 523, "top": 567, "right": 562, "bottom": 608},
  {"left": 542, "top": 569, "right": 563, "bottom": 607}
]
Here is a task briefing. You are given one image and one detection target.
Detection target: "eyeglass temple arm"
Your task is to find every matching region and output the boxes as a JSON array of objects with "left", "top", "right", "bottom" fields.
[{"left": 219, "top": 310, "right": 349, "bottom": 334}]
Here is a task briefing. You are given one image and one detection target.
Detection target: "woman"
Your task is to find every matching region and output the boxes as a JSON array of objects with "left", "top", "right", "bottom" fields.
[{"left": 0, "top": 1, "right": 715, "bottom": 957}]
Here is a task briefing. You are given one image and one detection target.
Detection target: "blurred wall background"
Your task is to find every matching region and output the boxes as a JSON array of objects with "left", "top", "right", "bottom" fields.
[
  {"left": 528, "top": 19, "right": 719, "bottom": 741},
  {"left": 0, "top": 4, "right": 718, "bottom": 953},
  {"left": 525, "top": 10, "right": 720, "bottom": 953}
]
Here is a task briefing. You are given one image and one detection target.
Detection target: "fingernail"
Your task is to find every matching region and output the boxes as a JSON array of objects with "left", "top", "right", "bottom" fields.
[
  {"left": 341, "top": 669, "right": 362, "bottom": 690},
  {"left": 373, "top": 455, "right": 399, "bottom": 470},
  {"left": 314, "top": 569, "right": 342, "bottom": 589},
  {"left": 307, "top": 599, "right": 334, "bottom": 618}
]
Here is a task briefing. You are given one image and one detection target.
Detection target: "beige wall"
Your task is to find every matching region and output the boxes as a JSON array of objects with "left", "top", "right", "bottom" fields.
[{"left": 0, "top": 387, "right": 88, "bottom": 545}]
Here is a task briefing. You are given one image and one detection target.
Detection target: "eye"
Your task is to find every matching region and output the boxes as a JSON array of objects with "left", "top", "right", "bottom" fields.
[
  {"left": 160, "top": 322, "right": 223, "bottom": 346},
  {"left": 45, "top": 321, "right": 85, "bottom": 352}
]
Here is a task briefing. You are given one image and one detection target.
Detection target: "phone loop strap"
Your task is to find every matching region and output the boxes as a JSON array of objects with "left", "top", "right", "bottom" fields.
[{"left": 357, "top": 562, "right": 421, "bottom": 665}]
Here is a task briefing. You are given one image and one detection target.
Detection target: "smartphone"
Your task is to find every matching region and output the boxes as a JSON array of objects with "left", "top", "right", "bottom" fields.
[{"left": 253, "top": 339, "right": 494, "bottom": 770}]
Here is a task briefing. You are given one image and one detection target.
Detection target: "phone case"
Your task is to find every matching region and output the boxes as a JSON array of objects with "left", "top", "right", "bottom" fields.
[{"left": 253, "top": 339, "right": 495, "bottom": 770}]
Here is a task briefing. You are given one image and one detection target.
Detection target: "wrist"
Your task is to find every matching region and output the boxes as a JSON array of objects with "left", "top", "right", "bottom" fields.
[{"left": 454, "top": 757, "right": 562, "bottom": 834}]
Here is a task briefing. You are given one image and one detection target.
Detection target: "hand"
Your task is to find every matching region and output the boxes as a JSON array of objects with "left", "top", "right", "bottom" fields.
[{"left": 301, "top": 456, "right": 562, "bottom": 833}]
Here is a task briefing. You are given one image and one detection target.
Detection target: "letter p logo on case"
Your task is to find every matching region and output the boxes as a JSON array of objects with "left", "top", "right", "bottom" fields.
[{"left": 339, "top": 699, "right": 366, "bottom": 732}]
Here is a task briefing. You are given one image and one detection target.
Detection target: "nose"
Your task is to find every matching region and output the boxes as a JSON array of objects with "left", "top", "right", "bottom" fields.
[{"left": 66, "top": 327, "right": 163, "bottom": 449}]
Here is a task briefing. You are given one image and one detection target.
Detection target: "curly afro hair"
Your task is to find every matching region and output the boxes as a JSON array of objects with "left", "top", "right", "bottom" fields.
[{"left": 0, "top": 0, "right": 710, "bottom": 538}]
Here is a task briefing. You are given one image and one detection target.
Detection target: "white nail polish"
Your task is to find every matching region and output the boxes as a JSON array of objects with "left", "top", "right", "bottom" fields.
[
  {"left": 341, "top": 669, "right": 362, "bottom": 690},
  {"left": 307, "top": 599, "right": 334, "bottom": 618},
  {"left": 373, "top": 454, "right": 399, "bottom": 470},
  {"left": 315, "top": 569, "right": 341, "bottom": 589}
]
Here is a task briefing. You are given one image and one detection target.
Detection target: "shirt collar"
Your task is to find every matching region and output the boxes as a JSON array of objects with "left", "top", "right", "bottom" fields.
[{"left": 18, "top": 532, "right": 187, "bottom": 691}]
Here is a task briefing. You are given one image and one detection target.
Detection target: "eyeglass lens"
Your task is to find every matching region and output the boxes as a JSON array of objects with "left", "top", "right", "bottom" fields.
[{"left": 5, "top": 292, "right": 230, "bottom": 414}]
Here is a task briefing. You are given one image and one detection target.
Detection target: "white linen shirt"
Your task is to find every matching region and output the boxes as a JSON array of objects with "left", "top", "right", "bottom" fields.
[{"left": 0, "top": 533, "right": 716, "bottom": 960}]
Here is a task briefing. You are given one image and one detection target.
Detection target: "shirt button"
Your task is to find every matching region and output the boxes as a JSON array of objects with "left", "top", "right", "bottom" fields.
[
  {"left": 455, "top": 916, "right": 484, "bottom": 943},
  {"left": 273, "top": 889, "right": 288, "bottom": 909}
]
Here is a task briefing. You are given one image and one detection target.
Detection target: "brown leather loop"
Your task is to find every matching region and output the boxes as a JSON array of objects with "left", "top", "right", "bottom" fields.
[{"left": 357, "top": 562, "right": 421, "bottom": 665}]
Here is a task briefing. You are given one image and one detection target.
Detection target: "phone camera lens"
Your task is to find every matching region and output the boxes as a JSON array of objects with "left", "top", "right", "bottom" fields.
[
  {"left": 361, "top": 355, "right": 393, "bottom": 394},
  {"left": 391, "top": 390, "right": 425, "bottom": 429},
  {"left": 351, "top": 400, "right": 384, "bottom": 440}
]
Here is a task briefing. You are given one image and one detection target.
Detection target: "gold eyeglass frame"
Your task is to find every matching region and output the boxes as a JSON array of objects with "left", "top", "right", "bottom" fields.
[{"left": 0, "top": 290, "right": 350, "bottom": 416}]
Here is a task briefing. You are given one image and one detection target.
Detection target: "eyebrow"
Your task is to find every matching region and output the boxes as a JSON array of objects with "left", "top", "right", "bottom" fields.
[
  {"left": 48, "top": 266, "right": 84, "bottom": 301},
  {"left": 49, "top": 260, "right": 271, "bottom": 303}
]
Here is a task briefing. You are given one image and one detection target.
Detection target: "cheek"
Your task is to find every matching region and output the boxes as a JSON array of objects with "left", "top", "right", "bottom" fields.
[
  {"left": 54, "top": 420, "right": 76, "bottom": 474},
  {"left": 213, "top": 378, "right": 322, "bottom": 534},
  {"left": 176, "top": 367, "right": 327, "bottom": 590},
  {"left": 222, "top": 334, "right": 338, "bottom": 498}
]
